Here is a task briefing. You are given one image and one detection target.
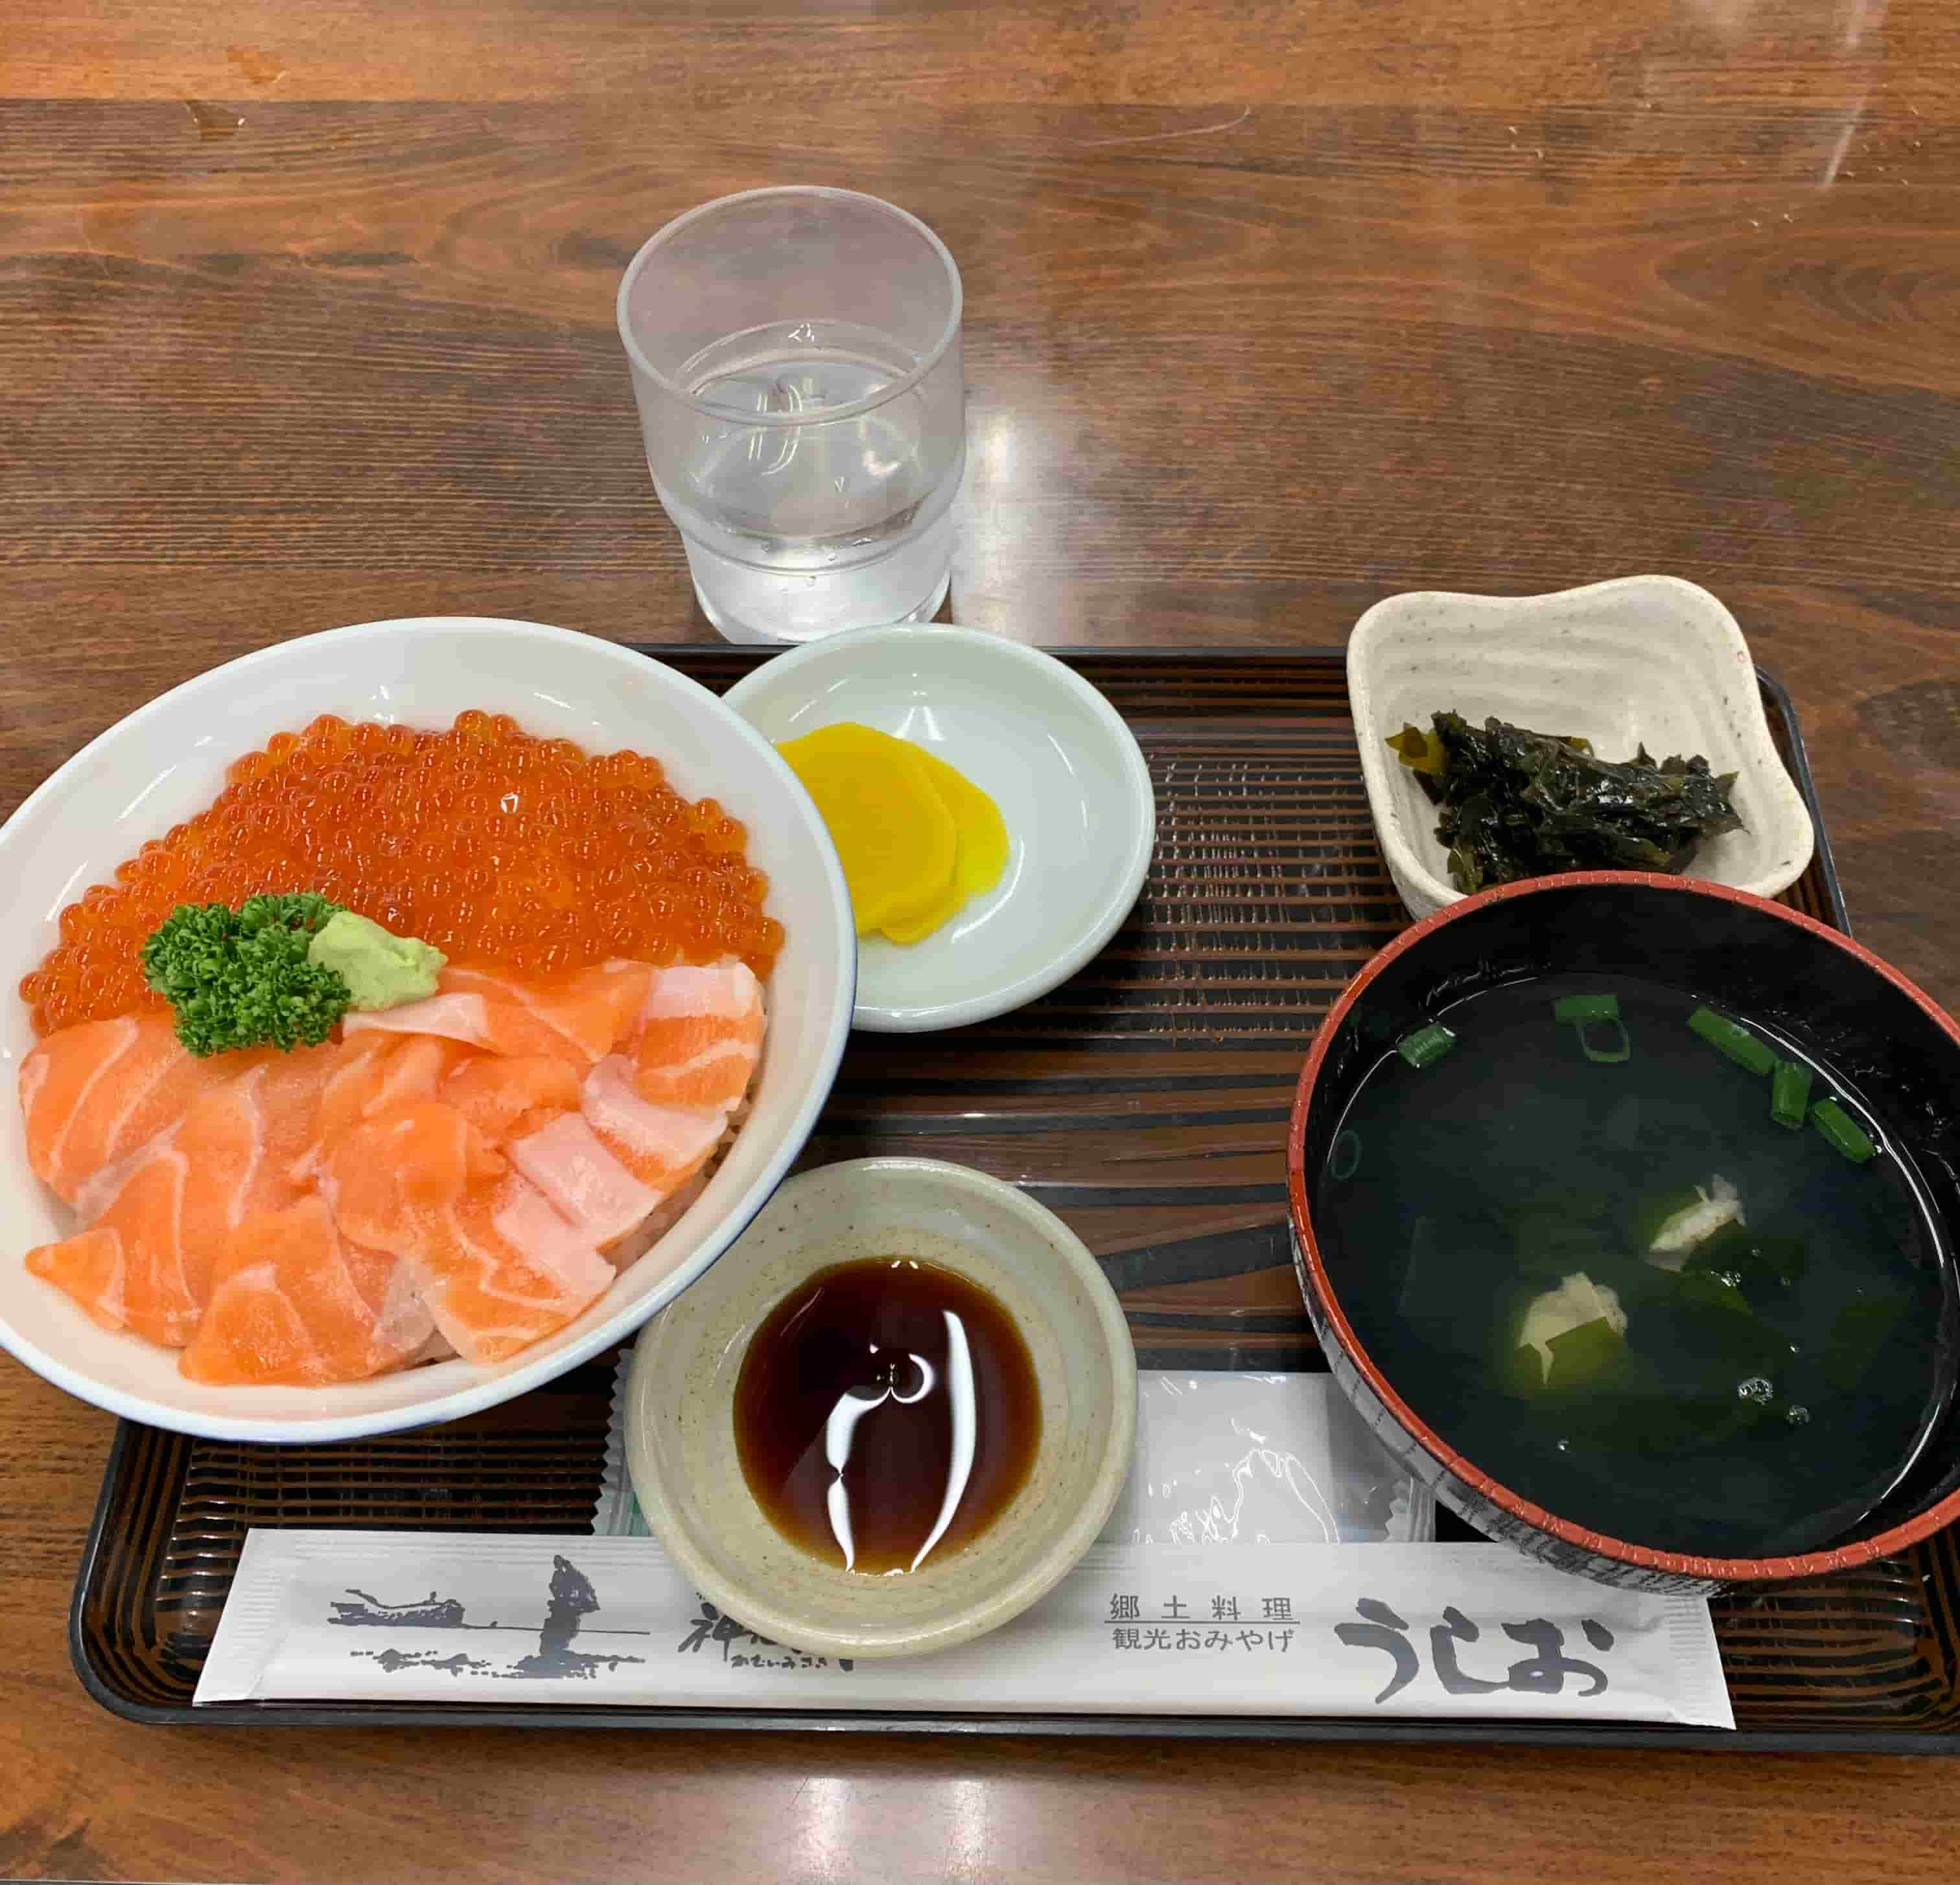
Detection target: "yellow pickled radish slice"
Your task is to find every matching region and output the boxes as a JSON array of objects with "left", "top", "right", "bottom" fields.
[
  {"left": 879, "top": 875, "right": 967, "bottom": 946},
  {"left": 777, "top": 723, "right": 956, "bottom": 934},
  {"left": 878, "top": 746, "right": 1009, "bottom": 943},
  {"left": 910, "top": 746, "right": 1009, "bottom": 899}
]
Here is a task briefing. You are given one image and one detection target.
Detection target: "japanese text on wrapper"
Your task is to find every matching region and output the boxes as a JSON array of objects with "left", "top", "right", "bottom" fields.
[
  {"left": 677, "top": 1598, "right": 855, "bottom": 1672},
  {"left": 1106, "top": 1591, "right": 1616, "bottom": 1702}
]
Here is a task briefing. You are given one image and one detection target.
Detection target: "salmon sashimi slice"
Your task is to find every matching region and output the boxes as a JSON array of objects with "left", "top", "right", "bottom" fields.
[
  {"left": 404, "top": 1174, "right": 614, "bottom": 1365},
  {"left": 20, "top": 946, "right": 765, "bottom": 1372},
  {"left": 37, "top": 1049, "right": 313, "bottom": 1338},
  {"left": 507, "top": 1113, "right": 658, "bottom": 1248},
  {"left": 322, "top": 1096, "right": 612, "bottom": 1361},
  {"left": 255, "top": 1036, "right": 404, "bottom": 1183},
  {"left": 27, "top": 1041, "right": 499, "bottom": 1352},
  {"left": 312, "top": 1032, "right": 425, "bottom": 1140},
  {"left": 338, "top": 988, "right": 495, "bottom": 1051},
  {"left": 169, "top": 1069, "right": 284, "bottom": 1305},
  {"left": 446, "top": 960, "right": 653, "bottom": 1062},
  {"left": 629, "top": 963, "right": 766, "bottom": 1111},
  {"left": 19, "top": 1013, "right": 259, "bottom": 1205},
  {"left": 180, "top": 1196, "right": 435, "bottom": 1386},
  {"left": 581, "top": 1053, "right": 730, "bottom": 1197},
  {"left": 27, "top": 1137, "right": 200, "bottom": 1345},
  {"left": 309, "top": 1034, "right": 480, "bottom": 1162},
  {"left": 159, "top": 1038, "right": 398, "bottom": 1302},
  {"left": 443, "top": 1054, "right": 583, "bottom": 1144},
  {"left": 344, "top": 962, "right": 651, "bottom": 1067},
  {"left": 23, "top": 1225, "right": 126, "bottom": 1330},
  {"left": 321, "top": 1100, "right": 508, "bottom": 1258}
]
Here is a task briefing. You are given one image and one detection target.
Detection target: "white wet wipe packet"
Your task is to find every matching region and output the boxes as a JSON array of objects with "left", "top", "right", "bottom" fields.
[
  {"left": 196, "top": 1529, "right": 1732, "bottom": 1725},
  {"left": 1097, "top": 1369, "right": 1434, "bottom": 1545},
  {"left": 596, "top": 1357, "right": 1436, "bottom": 1545}
]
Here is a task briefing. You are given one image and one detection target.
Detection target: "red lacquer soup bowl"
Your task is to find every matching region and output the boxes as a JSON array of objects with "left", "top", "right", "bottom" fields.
[{"left": 1286, "top": 872, "right": 1960, "bottom": 1595}]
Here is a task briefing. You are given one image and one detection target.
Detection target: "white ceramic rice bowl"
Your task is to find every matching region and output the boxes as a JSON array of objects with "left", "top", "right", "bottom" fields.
[{"left": 0, "top": 618, "right": 855, "bottom": 1441}]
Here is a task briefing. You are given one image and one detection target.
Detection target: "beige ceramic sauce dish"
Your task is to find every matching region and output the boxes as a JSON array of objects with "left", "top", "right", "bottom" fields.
[{"left": 624, "top": 1157, "right": 1136, "bottom": 1659}]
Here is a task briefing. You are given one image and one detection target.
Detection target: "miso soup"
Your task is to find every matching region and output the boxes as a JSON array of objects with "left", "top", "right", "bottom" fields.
[{"left": 1313, "top": 973, "right": 1955, "bottom": 1559}]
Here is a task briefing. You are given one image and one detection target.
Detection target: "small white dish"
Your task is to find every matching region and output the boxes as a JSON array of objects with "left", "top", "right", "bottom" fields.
[
  {"left": 723, "top": 626, "right": 1155, "bottom": 1032},
  {"left": 0, "top": 618, "right": 855, "bottom": 1442},
  {"left": 624, "top": 1156, "right": 1136, "bottom": 1659},
  {"left": 1348, "top": 575, "right": 1816, "bottom": 921}
]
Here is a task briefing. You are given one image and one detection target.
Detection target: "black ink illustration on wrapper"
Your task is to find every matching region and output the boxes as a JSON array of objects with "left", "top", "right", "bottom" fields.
[{"left": 342, "top": 1555, "right": 647, "bottom": 1683}]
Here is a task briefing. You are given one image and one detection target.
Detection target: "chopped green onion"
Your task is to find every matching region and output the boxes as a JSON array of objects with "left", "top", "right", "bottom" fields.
[
  {"left": 1396, "top": 1023, "right": 1456, "bottom": 1069},
  {"left": 1553, "top": 992, "right": 1620, "bottom": 1024},
  {"left": 1812, "top": 1098, "right": 1876, "bottom": 1164},
  {"left": 1687, "top": 1006, "right": 1777, "bottom": 1076},
  {"left": 1770, "top": 1060, "right": 1812, "bottom": 1131},
  {"left": 1576, "top": 1019, "right": 1631, "bottom": 1063}
]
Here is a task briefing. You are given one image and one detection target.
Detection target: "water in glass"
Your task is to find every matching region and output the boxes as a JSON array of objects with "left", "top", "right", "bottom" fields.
[{"left": 655, "top": 319, "right": 963, "bottom": 644}]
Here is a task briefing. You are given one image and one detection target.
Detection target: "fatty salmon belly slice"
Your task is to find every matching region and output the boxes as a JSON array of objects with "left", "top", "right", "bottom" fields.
[
  {"left": 443, "top": 1054, "right": 583, "bottom": 1144},
  {"left": 508, "top": 1113, "right": 658, "bottom": 1247},
  {"left": 629, "top": 963, "right": 766, "bottom": 1110},
  {"left": 28, "top": 1140, "right": 200, "bottom": 1345},
  {"left": 319, "top": 1100, "right": 507, "bottom": 1260},
  {"left": 408, "top": 1175, "right": 614, "bottom": 1364},
  {"left": 581, "top": 1054, "right": 730, "bottom": 1196},
  {"left": 180, "top": 1196, "right": 433, "bottom": 1386},
  {"left": 343, "top": 962, "right": 653, "bottom": 1067},
  {"left": 19, "top": 1013, "right": 261, "bottom": 1205}
]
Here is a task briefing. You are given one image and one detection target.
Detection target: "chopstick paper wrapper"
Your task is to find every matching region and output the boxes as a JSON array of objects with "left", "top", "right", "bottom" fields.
[{"left": 196, "top": 1531, "right": 1731, "bottom": 1725}]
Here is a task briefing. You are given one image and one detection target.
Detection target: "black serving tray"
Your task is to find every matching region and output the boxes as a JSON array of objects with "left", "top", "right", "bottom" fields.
[{"left": 78, "top": 647, "right": 1957, "bottom": 1751}]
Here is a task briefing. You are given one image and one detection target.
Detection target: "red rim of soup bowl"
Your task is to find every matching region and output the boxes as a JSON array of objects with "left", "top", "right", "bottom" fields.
[{"left": 1285, "top": 868, "right": 1960, "bottom": 1583}]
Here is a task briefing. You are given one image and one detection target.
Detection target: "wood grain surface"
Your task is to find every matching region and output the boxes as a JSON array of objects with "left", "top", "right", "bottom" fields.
[{"left": 6, "top": 0, "right": 1960, "bottom": 1878}]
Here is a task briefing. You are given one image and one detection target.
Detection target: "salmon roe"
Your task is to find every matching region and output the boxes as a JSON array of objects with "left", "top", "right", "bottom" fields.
[{"left": 22, "top": 711, "right": 784, "bottom": 1036}]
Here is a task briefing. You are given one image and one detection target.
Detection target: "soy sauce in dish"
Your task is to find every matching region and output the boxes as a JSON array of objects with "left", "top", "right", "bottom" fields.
[{"left": 734, "top": 1258, "right": 1041, "bottom": 1574}]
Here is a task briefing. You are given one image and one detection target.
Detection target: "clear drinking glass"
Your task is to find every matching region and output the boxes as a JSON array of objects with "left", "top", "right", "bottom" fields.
[{"left": 617, "top": 187, "right": 966, "bottom": 645}]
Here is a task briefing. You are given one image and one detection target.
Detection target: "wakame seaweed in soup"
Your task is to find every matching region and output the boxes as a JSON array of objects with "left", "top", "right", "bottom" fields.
[{"left": 1314, "top": 975, "right": 1955, "bottom": 1560}]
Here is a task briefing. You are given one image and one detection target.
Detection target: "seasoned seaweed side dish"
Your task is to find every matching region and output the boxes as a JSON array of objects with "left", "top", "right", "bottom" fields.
[{"left": 1387, "top": 712, "right": 1744, "bottom": 894}]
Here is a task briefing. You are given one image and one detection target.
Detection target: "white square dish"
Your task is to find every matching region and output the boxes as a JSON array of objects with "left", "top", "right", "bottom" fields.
[{"left": 1348, "top": 575, "right": 1816, "bottom": 921}]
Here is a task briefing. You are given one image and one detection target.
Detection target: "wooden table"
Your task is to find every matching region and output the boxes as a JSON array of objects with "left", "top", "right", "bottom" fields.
[{"left": 6, "top": 2, "right": 1960, "bottom": 1879}]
